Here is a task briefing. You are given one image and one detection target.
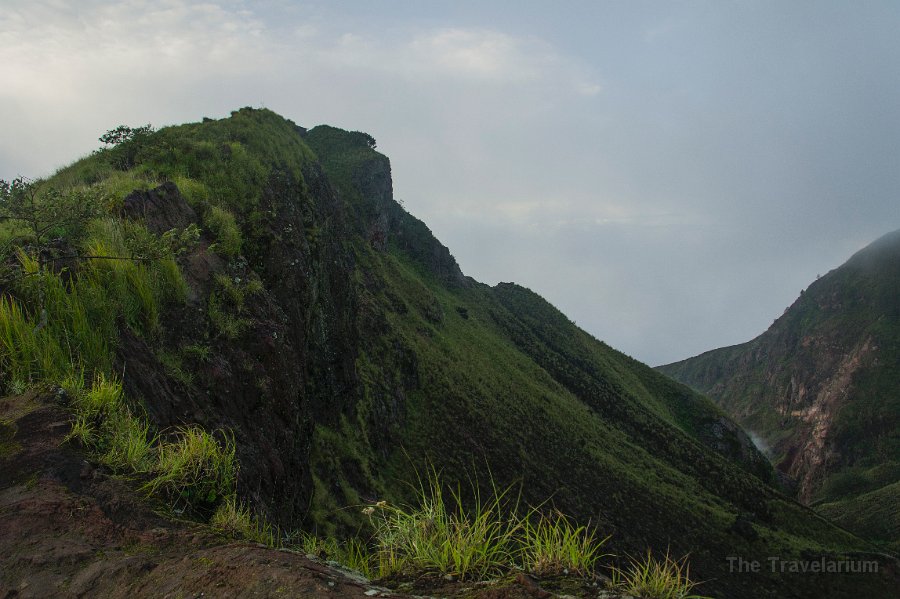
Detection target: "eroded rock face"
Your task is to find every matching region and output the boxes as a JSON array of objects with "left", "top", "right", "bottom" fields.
[
  {"left": 117, "top": 181, "right": 316, "bottom": 526},
  {"left": 660, "top": 229, "right": 900, "bottom": 504},
  {"left": 775, "top": 336, "right": 877, "bottom": 501}
]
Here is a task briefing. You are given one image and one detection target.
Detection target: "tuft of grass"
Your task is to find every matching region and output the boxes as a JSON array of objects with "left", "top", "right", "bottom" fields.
[
  {"left": 610, "top": 549, "right": 711, "bottom": 599},
  {"left": 211, "top": 495, "right": 279, "bottom": 547},
  {"left": 145, "top": 426, "right": 237, "bottom": 512},
  {"left": 156, "top": 349, "right": 195, "bottom": 387},
  {"left": 101, "top": 406, "right": 156, "bottom": 472},
  {"left": 366, "top": 470, "right": 521, "bottom": 580},
  {"left": 205, "top": 205, "right": 242, "bottom": 258},
  {"left": 207, "top": 273, "right": 260, "bottom": 339},
  {"left": 520, "top": 510, "right": 610, "bottom": 577},
  {"left": 67, "top": 373, "right": 125, "bottom": 445},
  {"left": 287, "top": 532, "right": 375, "bottom": 579},
  {"left": 66, "top": 374, "right": 155, "bottom": 472},
  {"left": 296, "top": 531, "right": 340, "bottom": 558},
  {"left": 338, "top": 537, "right": 375, "bottom": 578}
]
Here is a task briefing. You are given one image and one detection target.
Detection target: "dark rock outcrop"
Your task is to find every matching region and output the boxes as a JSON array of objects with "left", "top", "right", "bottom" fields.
[{"left": 121, "top": 181, "right": 197, "bottom": 234}]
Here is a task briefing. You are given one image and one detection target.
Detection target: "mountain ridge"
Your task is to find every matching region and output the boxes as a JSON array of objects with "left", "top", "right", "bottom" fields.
[{"left": 659, "top": 227, "right": 900, "bottom": 552}]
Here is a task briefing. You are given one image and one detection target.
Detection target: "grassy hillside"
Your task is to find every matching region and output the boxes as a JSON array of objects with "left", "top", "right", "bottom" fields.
[
  {"left": 659, "top": 229, "right": 900, "bottom": 552},
  {"left": 2, "top": 108, "right": 897, "bottom": 597}
]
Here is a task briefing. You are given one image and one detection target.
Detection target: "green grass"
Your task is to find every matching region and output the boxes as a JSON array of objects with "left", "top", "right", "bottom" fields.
[
  {"left": 611, "top": 549, "right": 711, "bottom": 599},
  {"left": 101, "top": 403, "right": 157, "bottom": 472},
  {"left": 520, "top": 510, "right": 610, "bottom": 577},
  {"left": 64, "top": 375, "right": 238, "bottom": 503},
  {"left": 816, "top": 480, "right": 900, "bottom": 552},
  {"left": 0, "top": 216, "right": 188, "bottom": 395},
  {"left": 364, "top": 471, "right": 521, "bottom": 580},
  {"left": 206, "top": 273, "right": 261, "bottom": 339},
  {"left": 0, "top": 188, "right": 235, "bottom": 519},
  {"left": 67, "top": 373, "right": 156, "bottom": 474},
  {"left": 145, "top": 426, "right": 237, "bottom": 512},
  {"left": 359, "top": 469, "right": 612, "bottom": 582},
  {"left": 211, "top": 496, "right": 279, "bottom": 546},
  {"left": 204, "top": 205, "right": 242, "bottom": 258}
]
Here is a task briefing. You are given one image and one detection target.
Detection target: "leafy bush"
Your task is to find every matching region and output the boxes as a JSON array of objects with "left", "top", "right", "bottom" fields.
[
  {"left": 98, "top": 124, "right": 156, "bottom": 170},
  {"left": 0, "top": 178, "right": 103, "bottom": 250}
]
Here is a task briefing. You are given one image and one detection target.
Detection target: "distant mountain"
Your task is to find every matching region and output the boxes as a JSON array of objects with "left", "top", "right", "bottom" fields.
[
  {"left": 2, "top": 108, "right": 897, "bottom": 597},
  {"left": 660, "top": 230, "right": 900, "bottom": 551}
]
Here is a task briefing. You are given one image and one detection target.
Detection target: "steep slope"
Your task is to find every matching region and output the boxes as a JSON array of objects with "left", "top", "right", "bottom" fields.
[
  {"left": 2, "top": 108, "right": 898, "bottom": 597},
  {"left": 660, "top": 230, "right": 900, "bottom": 550}
]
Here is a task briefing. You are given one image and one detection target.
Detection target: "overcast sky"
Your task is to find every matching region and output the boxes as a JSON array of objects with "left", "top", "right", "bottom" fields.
[{"left": 2, "top": 1, "right": 898, "bottom": 365}]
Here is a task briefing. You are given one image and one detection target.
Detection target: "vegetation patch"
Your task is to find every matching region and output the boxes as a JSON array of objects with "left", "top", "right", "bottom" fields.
[
  {"left": 520, "top": 510, "right": 610, "bottom": 577},
  {"left": 611, "top": 549, "right": 709, "bottom": 599},
  {"left": 364, "top": 472, "right": 522, "bottom": 580},
  {"left": 212, "top": 496, "right": 279, "bottom": 546},
  {"left": 204, "top": 205, "right": 242, "bottom": 258}
]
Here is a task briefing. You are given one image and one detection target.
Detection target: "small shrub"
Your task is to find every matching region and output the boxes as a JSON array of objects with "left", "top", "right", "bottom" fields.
[{"left": 610, "top": 549, "right": 710, "bottom": 599}]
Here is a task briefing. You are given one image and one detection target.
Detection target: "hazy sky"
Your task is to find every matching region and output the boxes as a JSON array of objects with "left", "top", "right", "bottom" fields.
[{"left": 2, "top": 1, "right": 898, "bottom": 365}]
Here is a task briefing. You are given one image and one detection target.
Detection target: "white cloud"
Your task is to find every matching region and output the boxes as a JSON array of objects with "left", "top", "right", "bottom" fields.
[{"left": 409, "top": 29, "right": 538, "bottom": 80}]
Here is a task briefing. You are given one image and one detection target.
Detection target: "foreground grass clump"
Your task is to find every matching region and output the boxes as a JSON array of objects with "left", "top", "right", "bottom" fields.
[
  {"left": 67, "top": 373, "right": 156, "bottom": 472},
  {"left": 144, "top": 425, "right": 237, "bottom": 511},
  {"left": 64, "top": 375, "right": 238, "bottom": 512},
  {"left": 212, "top": 496, "right": 279, "bottom": 547},
  {"left": 357, "top": 470, "right": 613, "bottom": 583},
  {"left": 520, "top": 510, "right": 610, "bottom": 577},
  {"left": 366, "top": 473, "right": 521, "bottom": 580},
  {"left": 611, "top": 549, "right": 710, "bottom": 599}
]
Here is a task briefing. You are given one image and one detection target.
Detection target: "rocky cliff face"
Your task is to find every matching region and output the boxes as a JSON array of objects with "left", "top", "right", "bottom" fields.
[{"left": 659, "top": 230, "right": 900, "bottom": 546}]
